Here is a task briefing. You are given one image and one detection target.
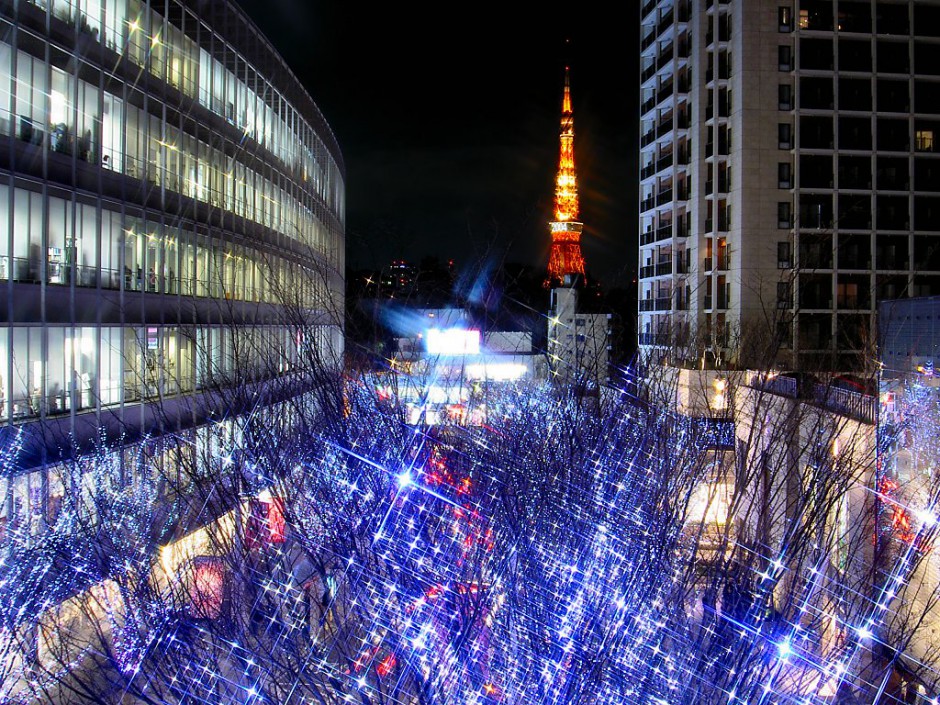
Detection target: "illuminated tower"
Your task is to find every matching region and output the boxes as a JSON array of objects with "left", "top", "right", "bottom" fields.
[{"left": 547, "top": 67, "right": 586, "bottom": 287}]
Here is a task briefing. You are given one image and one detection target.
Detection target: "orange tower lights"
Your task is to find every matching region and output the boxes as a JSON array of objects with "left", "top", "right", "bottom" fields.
[{"left": 546, "top": 67, "right": 586, "bottom": 287}]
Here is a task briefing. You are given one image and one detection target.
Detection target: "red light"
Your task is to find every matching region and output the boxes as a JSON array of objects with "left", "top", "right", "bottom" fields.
[
  {"left": 376, "top": 653, "right": 397, "bottom": 678},
  {"left": 189, "top": 558, "right": 225, "bottom": 619},
  {"left": 268, "top": 496, "right": 286, "bottom": 544}
]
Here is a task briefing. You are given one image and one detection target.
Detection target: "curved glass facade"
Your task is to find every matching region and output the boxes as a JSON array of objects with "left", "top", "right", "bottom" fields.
[{"left": 0, "top": 0, "right": 345, "bottom": 531}]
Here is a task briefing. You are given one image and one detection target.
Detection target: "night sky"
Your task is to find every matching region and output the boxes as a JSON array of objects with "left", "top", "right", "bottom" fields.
[{"left": 238, "top": 1, "right": 639, "bottom": 287}]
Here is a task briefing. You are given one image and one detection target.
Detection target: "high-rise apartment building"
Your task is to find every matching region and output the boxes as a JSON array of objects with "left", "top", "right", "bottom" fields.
[
  {"left": 0, "top": 0, "right": 344, "bottom": 541},
  {"left": 639, "top": 0, "right": 940, "bottom": 372}
]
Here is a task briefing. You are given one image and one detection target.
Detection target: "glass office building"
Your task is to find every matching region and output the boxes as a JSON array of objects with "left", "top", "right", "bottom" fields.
[{"left": 0, "top": 0, "right": 344, "bottom": 540}]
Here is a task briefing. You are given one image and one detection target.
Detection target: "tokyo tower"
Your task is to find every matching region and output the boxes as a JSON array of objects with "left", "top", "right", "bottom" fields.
[{"left": 546, "top": 67, "right": 586, "bottom": 287}]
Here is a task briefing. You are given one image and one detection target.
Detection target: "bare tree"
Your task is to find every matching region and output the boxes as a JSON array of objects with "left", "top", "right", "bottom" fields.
[{"left": 4, "top": 256, "right": 940, "bottom": 705}]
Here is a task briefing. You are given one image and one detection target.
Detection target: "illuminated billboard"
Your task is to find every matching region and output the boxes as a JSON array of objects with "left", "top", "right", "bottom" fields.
[{"left": 426, "top": 328, "right": 480, "bottom": 355}]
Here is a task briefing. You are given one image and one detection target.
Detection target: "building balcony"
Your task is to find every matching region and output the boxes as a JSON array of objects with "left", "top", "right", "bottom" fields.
[
  {"left": 836, "top": 296, "right": 872, "bottom": 311},
  {"left": 641, "top": 261, "right": 670, "bottom": 281},
  {"left": 799, "top": 297, "right": 833, "bottom": 310},
  {"left": 747, "top": 372, "right": 799, "bottom": 398},
  {"left": 677, "top": 2, "right": 690, "bottom": 23},
  {"left": 639, "top": 297, "right": 673, "bottom": 312},
  {"left": 641, "top": 226, "right": 675, "bottom": 245},
  {"left": 638, "top": 332, "right": 669, "bottom": 346},
  {"left": 658, "top": 9, "right": 674, "bottom": 35},
  {"left": 702, "top": 255, "right": 729, "bottom": 271},
  {"left": 657, "top": 46, "right": 674, "bottom": 69},
  {"left": 837, "top": 257, "right": 872, "bottom": 270}
]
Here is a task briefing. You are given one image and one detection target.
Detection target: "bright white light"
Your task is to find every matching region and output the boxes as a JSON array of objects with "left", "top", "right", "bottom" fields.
[
  {"left": 777, "top": 640, "right": 792, "bottom": 658},
  {"left": 426, "top": 328, "right": 480, "bottom": 355},
  {"left": 856, "top": 625, "right": 872, "bottom": 640},
  {"left": 50, "top": 90, "right": 68, "bottom": 125},
  {"left": 465, "top": 362, "right": 528, "bottom": 381},
  {"left": 397, "top": 470, "right": 413, "bottom": 489}
]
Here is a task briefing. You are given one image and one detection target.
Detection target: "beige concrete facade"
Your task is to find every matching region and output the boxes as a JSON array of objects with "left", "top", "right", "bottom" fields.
[{"left": 640, "top": 0, "right": 940, "bottom": 372}]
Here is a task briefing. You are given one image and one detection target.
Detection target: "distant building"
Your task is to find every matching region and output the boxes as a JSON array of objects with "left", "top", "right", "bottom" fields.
[
  {"left": 548, "top": 286, "right": 611, "bottom": 393},
  {"left": 388, "top": 308, "right": 547, "bottom": 425},
  {"left": 381, "top": 259, "right": 419, "bottom": 297},
  {"left": 880, "top": 295, "right": 940, "bottom": 384},
  {"left": 353, "top": 258, "right": 455, "bottom": 303}
]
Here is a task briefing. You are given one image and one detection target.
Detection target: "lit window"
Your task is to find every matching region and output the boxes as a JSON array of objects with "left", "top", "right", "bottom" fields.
[
  {"left": 779, "top": 6, "right": 793, "bottom": 32},
  {"left": 799, "top": 9, "right": 809, "bottom": 29},
  {"left": 712, "top": 377, "right": 727, "bottom": 410},
  {"left": 916, "top": 130, "right": 934, "bottom": 152}
]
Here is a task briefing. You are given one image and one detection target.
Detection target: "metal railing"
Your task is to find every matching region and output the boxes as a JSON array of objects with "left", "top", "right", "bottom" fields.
[
  {"left": 813, "top": 384, "right": 876, "bottom": 424},
  {"left": 747, "top": 373, "right": 799, "bottom": 398},
  {"left": 0, "top": 255, "right": 275, "bottom": 305},
  {"left": 746, "top": 373, "right": 876, "bottom": 424}
]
